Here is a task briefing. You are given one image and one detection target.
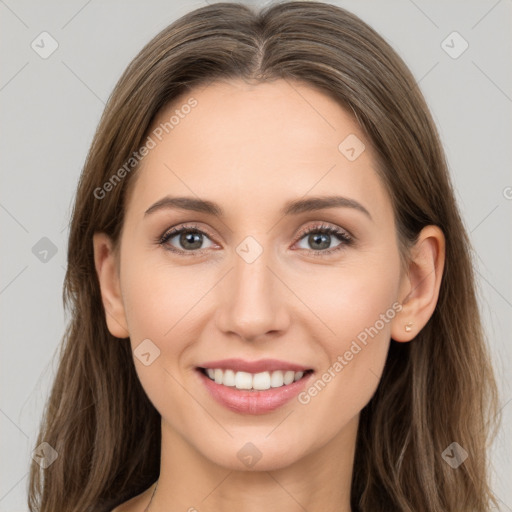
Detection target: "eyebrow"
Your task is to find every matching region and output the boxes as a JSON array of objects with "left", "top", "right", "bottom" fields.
[{"left": 144, "top": 195, "right": 372, "bottom": 220}]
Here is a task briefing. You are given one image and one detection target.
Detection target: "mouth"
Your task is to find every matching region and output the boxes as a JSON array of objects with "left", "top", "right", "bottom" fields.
[
  {"left": 196, "top": 367, "right": 314, "bottom": 391},
  {"left": 194, "top": 363, "right": 315, "bottom": 414}
]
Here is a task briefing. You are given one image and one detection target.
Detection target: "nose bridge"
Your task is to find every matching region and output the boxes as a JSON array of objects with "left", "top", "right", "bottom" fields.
[
  {"left": 216, "top": 239, "right": 289, "bottom": 339},
  {"left": 234, "top": 246, "right": 273, "bottom": 302}
]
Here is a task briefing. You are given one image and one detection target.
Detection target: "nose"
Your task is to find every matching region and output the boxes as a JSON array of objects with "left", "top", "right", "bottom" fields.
[{"left": 215, "top": 246, "right": 291, "bottom": 342}]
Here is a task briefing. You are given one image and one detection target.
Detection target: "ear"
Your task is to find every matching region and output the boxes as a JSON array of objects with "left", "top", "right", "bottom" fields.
[
  {"left": 391, "top": 225, "right": 445, "bottom": 342},
  {"left": 92, "top": 232, "right": 130, "bottom": 338}
]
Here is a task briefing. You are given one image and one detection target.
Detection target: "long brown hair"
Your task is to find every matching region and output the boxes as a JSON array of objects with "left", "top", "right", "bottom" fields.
[{"left": 28, "top": 2, "right": 500, "bottom": 511}]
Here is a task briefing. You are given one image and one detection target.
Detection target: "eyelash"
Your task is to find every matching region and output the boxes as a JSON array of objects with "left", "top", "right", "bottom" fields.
[{"left": 157, "top": 222, "right": 354, "bottom": 258}]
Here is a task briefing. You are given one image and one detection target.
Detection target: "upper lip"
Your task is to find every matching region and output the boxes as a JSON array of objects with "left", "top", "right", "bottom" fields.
[{"left": 197, "top": 358, "right": 312, "bottom": 374}]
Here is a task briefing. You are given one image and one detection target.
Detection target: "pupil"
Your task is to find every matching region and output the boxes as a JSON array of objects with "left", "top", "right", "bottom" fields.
[
  {"left": 310, "top": 233, "right": 329, "bottom": 250},
  {"left": 181, "top": 231, "right": 202, "bottom": 250},
  {"left": 178, "top": 231, "right": 332, "bottom": 251}
]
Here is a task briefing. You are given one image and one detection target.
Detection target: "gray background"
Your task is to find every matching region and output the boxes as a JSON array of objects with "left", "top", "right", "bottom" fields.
[{"left": 1, "top": 0, "right": 511, "bottom": 510}]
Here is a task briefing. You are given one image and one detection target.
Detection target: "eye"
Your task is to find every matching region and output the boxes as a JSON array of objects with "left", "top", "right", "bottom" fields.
[
  {"left": 293, "top": 223, "right": 353, "bottom": 255},
  {"left": 158, "top": 223, "right": 216, "bottom": 255},
  {"left": 157, "top": 222, "right": 353, "bottom": 257}
]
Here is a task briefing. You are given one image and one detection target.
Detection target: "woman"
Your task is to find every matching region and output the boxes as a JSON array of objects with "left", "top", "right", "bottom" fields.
[{"left": 28, "top": 2, "right": 500, "bottom": 511}]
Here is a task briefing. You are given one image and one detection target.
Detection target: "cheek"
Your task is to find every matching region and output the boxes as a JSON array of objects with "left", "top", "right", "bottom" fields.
[
  {"left": 293, "top": 255, "right": 399, "bottom": 347},
  {"left": 119, "top": 260, "right": 203, "bottom": 421},
  {"left": 332, "top": 273, "right": 397, "bottom": 346},
  {"left": 295, "top": 256, "right": 400, "bottom": 424},
  {"left": 120, "top": 256, "right": 214, "bottom": 401},
  {"left": 121, "top": 253, "right": 208, "bottom": 341}
]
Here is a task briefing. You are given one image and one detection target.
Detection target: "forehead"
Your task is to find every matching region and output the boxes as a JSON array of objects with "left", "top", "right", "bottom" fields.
[{"left": 125, "top": 78, "right": 392, "bottom": 225}]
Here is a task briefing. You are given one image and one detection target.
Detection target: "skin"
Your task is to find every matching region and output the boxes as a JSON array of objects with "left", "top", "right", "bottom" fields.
[{"left": 94, "top": 78, "right": 445, "bottom": 512}]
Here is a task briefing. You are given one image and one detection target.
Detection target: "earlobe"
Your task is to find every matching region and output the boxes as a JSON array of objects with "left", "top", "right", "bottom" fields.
[
  {"left": 391, "top": 225, "right": 445, "bottom": 342},
  {"left": 92, "top": 232, "right": 130, "bottom": 339}
]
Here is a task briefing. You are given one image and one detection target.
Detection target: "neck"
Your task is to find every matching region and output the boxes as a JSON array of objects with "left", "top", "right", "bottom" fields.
[{"left": 148, "top": 415, "right": 358, "bottom": 512}]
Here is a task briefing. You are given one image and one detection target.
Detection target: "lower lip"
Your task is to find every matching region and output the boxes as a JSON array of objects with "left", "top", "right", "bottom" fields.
[{"left": 196, "top": 369, "right": 314, "bottom": 415}]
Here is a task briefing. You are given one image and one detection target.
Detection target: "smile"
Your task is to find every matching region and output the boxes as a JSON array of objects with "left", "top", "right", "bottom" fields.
[
  {"left": 195, "top": 358, "right": 315, "bottom": 414},
  {"left": 200, "top": 367, "right": 313, "bottom": 391}
]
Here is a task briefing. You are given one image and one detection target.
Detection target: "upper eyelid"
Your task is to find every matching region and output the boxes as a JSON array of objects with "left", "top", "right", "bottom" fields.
[
  {"left": 162, "top": 223, "right": 216, "bottom": 241},
  {"left": 296, "top": 223, "right": 352, "bottom": 239}
]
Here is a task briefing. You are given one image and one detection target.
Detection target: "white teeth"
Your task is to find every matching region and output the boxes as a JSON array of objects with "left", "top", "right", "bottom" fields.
[
  {"left": 223, "top": 369, "right": 236, "bottom": 386},
  {"left": 270, "top": 371, "right": 284, "bottom": 387},
  {"left": 283, "top": 370, "right": 295, "bottom": 385},
  {"left": 235, "top": 371, "right": 253, "bottom": 390},
  {"left": 203, "top": 368, "right": 308, "bottom": 390},
  {"left": 252, "top": 371, "right": 271, "bottom": 390}
]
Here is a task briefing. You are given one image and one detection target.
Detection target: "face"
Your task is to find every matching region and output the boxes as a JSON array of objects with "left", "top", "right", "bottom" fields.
[{"left": 100, "top": 78, "right": 407, "bottom": 471}]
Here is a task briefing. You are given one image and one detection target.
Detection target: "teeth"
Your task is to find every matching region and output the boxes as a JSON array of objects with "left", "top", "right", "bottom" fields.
[
  {"left": 252, "top": 371, "right": 270, "bottom": 390},
  {"left": 284, "top": 370, "right": 295, "bottom": 385},
  {"left": 203, "top": 368, "right": 307, "bottom": 390}
]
